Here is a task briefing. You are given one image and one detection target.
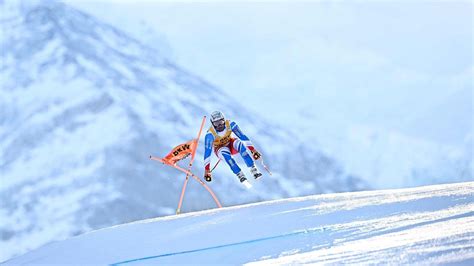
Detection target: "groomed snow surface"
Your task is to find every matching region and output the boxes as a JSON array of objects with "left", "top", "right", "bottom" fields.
[{"left": 5, "top": 182, "right": 474, "bottom": 265}]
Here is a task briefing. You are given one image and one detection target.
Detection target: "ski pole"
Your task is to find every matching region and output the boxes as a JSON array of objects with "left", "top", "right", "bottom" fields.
[
  {"left": 253, "top": 147, "right": 272, "bottom": 175},
  {"left": 210, "top": 159, "right": 221, "bottom": 173},
  {"left": 259, "top": 156, "right": 272, "bottom": 176}
]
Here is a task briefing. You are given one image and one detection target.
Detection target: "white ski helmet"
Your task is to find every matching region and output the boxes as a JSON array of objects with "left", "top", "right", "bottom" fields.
[{"left": 210, "top": 111, "right": 226, "bottom": 132}]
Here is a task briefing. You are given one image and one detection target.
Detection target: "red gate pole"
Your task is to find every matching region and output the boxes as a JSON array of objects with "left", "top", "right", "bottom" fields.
[
  {"left": 176, "top": 116, "right": 206, "bottom": 214},
  {"left": 150, "top": 156, "right": 222, "bottom": 208}
]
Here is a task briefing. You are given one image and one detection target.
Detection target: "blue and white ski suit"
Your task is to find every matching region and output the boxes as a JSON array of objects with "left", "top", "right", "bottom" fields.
[{"left": 204, "top": 120, "right": 256, "bottom": 175}]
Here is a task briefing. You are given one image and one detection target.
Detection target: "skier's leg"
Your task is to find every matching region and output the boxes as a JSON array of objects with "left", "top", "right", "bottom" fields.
[
  {"left": 217, "top": 147, "right": 248, "bottom": 183},
  {"left": 233, "top": 139, "right": 262, "bottom": 179},
  {"left": 232, "top": 139, "right": 254, "bottom": 167},
  {"left": 217, "top": 147, "right": 243, "bottom": 174}
]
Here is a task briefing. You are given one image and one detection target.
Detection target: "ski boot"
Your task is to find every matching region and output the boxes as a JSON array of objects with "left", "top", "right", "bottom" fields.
[
  {"left": 250, "top": 165, "right": 262, "bottom": 179},
  {"left": 237, "top": 171, "right": 247, "bottom": 183},
  {"left": 237, "top": 171, "right": 252, "bottom": 189}
]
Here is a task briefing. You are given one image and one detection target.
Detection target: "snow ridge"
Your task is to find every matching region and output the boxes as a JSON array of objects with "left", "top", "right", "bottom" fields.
[{"left": 4, "top": 182, "right": 473, "bottom": 265}]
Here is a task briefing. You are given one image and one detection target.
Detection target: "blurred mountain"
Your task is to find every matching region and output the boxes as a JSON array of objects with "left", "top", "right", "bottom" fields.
[
  {"left": 401, "top": 86, "right": 473, "bottom": 146},
  {"left": 0, "top": 1, "right": 366, "bottom": 260},
  {"left": 294, "top": 114, "right": 472, "bottom": 189}
]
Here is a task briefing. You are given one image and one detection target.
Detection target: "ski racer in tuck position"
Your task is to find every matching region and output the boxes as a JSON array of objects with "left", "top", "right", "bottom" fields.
[{"left": 203, "top": 111, "right": 263, "bottom": 185}]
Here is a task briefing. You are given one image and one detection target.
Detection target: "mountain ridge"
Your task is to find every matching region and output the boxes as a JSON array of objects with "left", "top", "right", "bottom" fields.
[{"left": 0, "top": 1, "right": 366, "bottom": 261}]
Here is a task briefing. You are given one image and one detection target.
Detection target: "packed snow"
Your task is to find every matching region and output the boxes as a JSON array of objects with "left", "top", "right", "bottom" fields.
[{"left": 4, "top": 182, "right": 473, "bottom": 265}]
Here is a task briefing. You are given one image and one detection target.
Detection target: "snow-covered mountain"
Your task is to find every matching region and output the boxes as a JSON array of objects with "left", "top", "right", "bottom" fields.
[
  {"left": 295, "top": 108, "right": 473, "bottom": 189},
  {"left": 5, "top": 182, "right": 474, "bottom": 265},
  {"left": 63, "top": 0, "right": 473, "bottom": 189},
  {"left": 0, "top": 1, "right": 367, "bottom": 261}
]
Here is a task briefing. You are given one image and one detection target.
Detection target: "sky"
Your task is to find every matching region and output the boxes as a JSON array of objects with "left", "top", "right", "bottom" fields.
[{"left": 64, "top": 0, "right": 472, "bottom": 147}]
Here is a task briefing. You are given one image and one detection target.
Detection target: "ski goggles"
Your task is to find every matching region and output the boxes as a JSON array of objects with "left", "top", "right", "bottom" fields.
[{"left": 212, "top": 118, "right": 225, "bottom": 128}]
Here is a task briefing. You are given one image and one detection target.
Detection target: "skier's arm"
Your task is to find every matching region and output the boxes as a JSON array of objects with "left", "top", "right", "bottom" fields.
[
  {"left": 230, "top": 121, "right": 256, "bottom": 152},
  {"left": 204, "top": 132, "right": 214, "bottom": 172}
]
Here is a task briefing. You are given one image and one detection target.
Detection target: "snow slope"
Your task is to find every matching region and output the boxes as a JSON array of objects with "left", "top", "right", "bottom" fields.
[{"left": 5, "top": 182, "right": 473, "bottom": 265}]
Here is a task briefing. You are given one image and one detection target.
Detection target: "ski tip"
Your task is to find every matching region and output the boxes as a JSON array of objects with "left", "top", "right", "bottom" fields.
[{"left": 242, "top": 180, "right": 253, "bottom": 189}]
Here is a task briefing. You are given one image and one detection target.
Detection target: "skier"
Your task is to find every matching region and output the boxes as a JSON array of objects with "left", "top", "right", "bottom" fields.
[{"left": 203, "top": 111, "right": 262, "bottom": 185}]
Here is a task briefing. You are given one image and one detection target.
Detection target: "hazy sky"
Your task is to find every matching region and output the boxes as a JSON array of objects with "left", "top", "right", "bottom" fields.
[{"left": 64, "top": 0, "right": 472, "bottom": 146}]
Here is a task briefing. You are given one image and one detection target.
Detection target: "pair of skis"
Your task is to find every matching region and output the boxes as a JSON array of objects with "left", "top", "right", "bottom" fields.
[
  {"left": 210, "top": 155, "right": 272, "bottom": 176},
  {"left": 210, "top": 149, "right": 272, "bottom": 190}
]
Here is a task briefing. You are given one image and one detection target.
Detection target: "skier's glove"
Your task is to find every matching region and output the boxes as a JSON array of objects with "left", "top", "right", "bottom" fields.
[
  {"left": 204, "top": 171, "right": 212, "bottom": 182},
  {"left": 251, "top": 149, "right": 261, "bottom": 160}
]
